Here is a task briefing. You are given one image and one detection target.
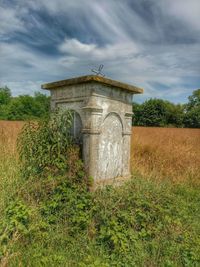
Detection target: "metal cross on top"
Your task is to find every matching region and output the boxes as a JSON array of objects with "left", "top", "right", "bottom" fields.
[{"left": 91, "top": 64, "right": 105, "bottom": 77}]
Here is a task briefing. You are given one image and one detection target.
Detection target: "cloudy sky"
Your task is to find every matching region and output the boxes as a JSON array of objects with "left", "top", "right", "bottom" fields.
[{"left": 0, "top": 0, "right": 200, "bottom": 103}]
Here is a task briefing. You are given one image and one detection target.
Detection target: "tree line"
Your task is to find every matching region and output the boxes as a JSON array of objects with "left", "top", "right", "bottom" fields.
[
  {"left": 0, "top": 86, "right": 199, "bottom": 128},
  {"left": 0, "top": 86, "right": 50, "bottom": 120},
  {"left": 133, "top": 89, "right": 200, "bottom": 128}
]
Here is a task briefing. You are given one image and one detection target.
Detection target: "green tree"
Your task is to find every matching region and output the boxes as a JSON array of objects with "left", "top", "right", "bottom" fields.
[
  {"left": 7, "top": 95, "right": 38, "bottom": 120},
  {"left": 136, "top": 99, "right": 169, "bottom": 127},
  {"left": 0, "top": 87, "right": 12, "bottom": 119},
  {"left": 34, "top": 92, "right": 50, "bottom": 117},
  {"left": 184, "top": 89, "right": 200, "bottom": 128},
  {"left": 133, "top": 99, "right": 184, "bottom": 127},
  {"left": 0, "top": 86, "right": 50, "bottom": 121},
  {"left": 165, "top": 102, "right": 184, "bottom": 127},
  {"left": 6, "top": 93, "right": 50, "bottom": 121},
  {"left": 0, "top": 86, "right": 11, "bottom": 105},
  {"left": 187, "top": 89, "right": 200, "bottom": 110},
  {"left": 132, "top": 102, "right": 142, "bottom": 126}
]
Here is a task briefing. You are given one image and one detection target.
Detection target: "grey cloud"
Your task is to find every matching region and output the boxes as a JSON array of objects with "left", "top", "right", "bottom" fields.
[
  {"left": 0, "top": 6, "right": 25, "bottom": 35},
  {"left": 0, "top": 0, "right": 199, "bottom": 103},
  {"left": 161, "top": 0, "right": 200, "bottom": 31}
]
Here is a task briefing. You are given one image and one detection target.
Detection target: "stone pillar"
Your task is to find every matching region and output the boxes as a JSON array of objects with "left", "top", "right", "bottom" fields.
[
  {"left": 42, "top": 75, "right": 143, "bottom": 184},
  {"left": 82, "top": 104, "right": 103, "bottom": 179}
]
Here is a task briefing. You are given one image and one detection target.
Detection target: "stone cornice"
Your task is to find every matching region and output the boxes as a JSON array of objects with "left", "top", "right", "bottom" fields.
[
  {"left": 41, "top": 75, "right": 143, "bottom": 94},
  {"left": 82, "top": 106, "right": 103, "bottom": 113}
]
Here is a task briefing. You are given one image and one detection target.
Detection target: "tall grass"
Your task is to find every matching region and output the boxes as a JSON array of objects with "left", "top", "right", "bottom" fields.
[
  {"left": 131, "top": 127, "right": 200, "bottom": 184},
  {"left": 0, "top": 121, "right": 200, "bottom": 266},
  {"left": 1, "top": 121, "right": 199, "bottom": 184},
  {"left": 0, "top": 122, "right": 199, "bottom": 210},
  {"left": 0, "top": 121, "right": 23, "bottom": 212}
]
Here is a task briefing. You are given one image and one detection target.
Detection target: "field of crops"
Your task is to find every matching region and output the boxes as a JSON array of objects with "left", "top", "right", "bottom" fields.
[
  {"left": 131, "top": 127, "right": 200, "bottom": 184},
  {"left": 1, "top": 120, "right": 199, "bottom": 183}
]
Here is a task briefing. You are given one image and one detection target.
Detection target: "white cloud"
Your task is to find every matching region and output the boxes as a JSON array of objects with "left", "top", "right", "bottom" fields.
[
  {"left": 58, "top": 37, "right": 199, "bottom": 80},
  {"left": 59, "top": 38, "right": 139, "bottom": 61},
  {"left": 1, "top": 35, "right": 199, "bottom": 102},
  {"left": 0, "top": 6, "right": 25, "bottom": 35},
  {"left": 59, "top": 39, "right": 96, "bottom": 55}
]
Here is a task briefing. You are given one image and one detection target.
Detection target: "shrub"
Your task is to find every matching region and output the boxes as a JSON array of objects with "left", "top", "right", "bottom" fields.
[
  {"left": 17, "top": 109, "right": 75, "bottom": 178},
  {"left": 0, "top": 200, "right": 30, "bottom": 262}
]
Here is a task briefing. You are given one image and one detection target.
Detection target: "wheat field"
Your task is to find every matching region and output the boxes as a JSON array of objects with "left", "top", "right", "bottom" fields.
[
  {"left": 0, "top": 121, "right": 200, "bottom": 187},
  {"left": 0, "top": 121, "right": 24, "bottom": 212},
  {"left": 131, "top": 127, "right": 200, "bottom": 184}
]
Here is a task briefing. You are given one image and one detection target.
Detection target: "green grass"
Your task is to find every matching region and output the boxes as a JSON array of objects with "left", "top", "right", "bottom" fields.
[
  {"left": 0, "top": 116, "right": 200, "bottom": 267},
  {"left": 0, "top": 151, "right": 20, "bottom": 214},
  {"left": 0, "top": 161, "right": 200, "bottom": 266}
]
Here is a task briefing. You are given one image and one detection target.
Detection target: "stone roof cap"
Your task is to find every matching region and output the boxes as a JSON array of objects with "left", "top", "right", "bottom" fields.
[{"left": 41, "top": 75, "right": 143, "bottom": 94}]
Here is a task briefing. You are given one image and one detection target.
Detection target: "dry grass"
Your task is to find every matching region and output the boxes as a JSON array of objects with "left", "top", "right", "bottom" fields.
[
  {"left": 0, "top": 121, "right": 24, "bottom": 155},
  {"left": 0, "top": 121, "right": 200, "bottom": 189},
  {"left": 0, "top": 121, "right": 24, "bottom": 212},
  {"left": 131, "top": 127, "right": 200, "bottom": 184}
]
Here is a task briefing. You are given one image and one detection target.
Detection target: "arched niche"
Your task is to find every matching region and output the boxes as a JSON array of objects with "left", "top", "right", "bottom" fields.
[
  {"left": 98, "top": 112, "right": 123, "bottom": 180},
  {"left": 56, "top": 104, "right": 83, "bottom": 145},
  {"left": 70, "top": 110, "right": 83, "bottom": 145}
]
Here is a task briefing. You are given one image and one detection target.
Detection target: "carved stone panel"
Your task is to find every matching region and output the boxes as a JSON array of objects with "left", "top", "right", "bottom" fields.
[{"left": 98, "top": 113, "right": 123, "bottom": 180}]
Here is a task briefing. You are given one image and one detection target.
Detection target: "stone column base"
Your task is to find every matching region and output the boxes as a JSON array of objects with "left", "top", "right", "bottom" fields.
[{"left": 90, "top": 175, "right": 132, "bottom": 191}]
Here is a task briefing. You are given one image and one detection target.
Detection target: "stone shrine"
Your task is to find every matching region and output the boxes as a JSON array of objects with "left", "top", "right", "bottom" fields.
[{"left": 42, "top": 75, "right": 143, "bottom": 185}]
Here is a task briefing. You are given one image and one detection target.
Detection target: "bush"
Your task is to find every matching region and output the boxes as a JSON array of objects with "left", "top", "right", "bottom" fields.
[
  {"left": 0, "top": 200, "right": 30, "bottom": 262},
  {"left": 17, "top": 109, "right": 75, "bottom": 178}
]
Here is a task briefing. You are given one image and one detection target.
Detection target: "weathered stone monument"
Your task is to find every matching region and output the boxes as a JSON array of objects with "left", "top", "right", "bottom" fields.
[{"left": 42, "top": 75, "right": 143, "bottom": 185}]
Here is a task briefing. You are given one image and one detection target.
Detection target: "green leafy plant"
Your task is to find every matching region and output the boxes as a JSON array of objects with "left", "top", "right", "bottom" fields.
[
  {"left": 17, "top": 109, "right": 75, "bottom": 178},
  {"left": 41, "top": 181, "right": 92, "bottom": 233},
  {"left": 0, "top": 200, "right": 30, "bottom": 262}
]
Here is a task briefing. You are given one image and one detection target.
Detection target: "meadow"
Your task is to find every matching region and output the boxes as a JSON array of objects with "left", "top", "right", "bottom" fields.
[
  {"left": 1, "top": 121, "right": 200, "bottom": 183},
  {"left": 131, "top": 127, "right": 200, "bottom": 184},
  {"left": 0, "top": 120, "right": 200, "bottom": 266}
]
